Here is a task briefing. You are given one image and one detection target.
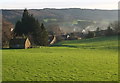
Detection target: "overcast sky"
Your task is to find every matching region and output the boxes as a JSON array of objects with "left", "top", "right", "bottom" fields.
[{"left": 0, "top": 0, "right": 119, "bottom": 10}]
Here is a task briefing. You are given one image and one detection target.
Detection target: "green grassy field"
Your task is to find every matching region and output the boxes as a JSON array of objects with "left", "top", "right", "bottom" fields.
[{"left": 2, "top": 36, "right": 119, "bottom": 81}]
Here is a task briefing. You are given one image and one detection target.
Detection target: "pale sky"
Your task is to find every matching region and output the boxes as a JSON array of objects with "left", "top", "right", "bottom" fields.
[{"left": 0, "top": 0, "right": 119, "bottom": 10}]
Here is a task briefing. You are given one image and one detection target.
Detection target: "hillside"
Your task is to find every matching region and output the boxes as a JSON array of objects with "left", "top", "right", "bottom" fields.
[
  {"left": 2, "top": 9, "right": 117, "bottom": 23},
  {"left": 2, "top": 36, "right": 118, "bottom": 81},
  {"left": 2, "top": 20, "right": 13, "bottom": 47},
  {"left": 53, "top": 36, "right": 119, "bottom": 49},
  {"left": 2, "top": 8, "right": 117, "bottom": 32}
]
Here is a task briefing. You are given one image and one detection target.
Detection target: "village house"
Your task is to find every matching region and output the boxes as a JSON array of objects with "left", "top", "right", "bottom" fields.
[{"left": 9, "top": 37, "right": 31, "bottom": 49}]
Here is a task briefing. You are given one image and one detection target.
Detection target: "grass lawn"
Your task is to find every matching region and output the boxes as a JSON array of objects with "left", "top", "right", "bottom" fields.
[{"left": 2, "top": 36, "right": 119, "bottom": 81}]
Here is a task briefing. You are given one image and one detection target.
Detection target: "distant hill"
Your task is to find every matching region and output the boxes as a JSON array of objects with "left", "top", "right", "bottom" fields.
[{"left": 2, "top": 8, "right": 118, "bottom": 32}]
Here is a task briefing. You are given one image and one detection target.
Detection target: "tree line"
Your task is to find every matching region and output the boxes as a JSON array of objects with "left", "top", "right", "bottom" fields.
[{"left": 86, "top": 21, "right": 120, "bottom": 38}]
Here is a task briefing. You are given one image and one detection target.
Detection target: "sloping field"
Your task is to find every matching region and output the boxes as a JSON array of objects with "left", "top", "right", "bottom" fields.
[{"left": 2, "top": 36, "right": 118, "bottom": 81}]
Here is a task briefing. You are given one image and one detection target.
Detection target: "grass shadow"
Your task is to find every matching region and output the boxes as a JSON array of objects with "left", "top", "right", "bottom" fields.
[
  {"left": 1, "top": 48, "right": 25, "bottom": 50},
  {"left": 50, "top": 45, "right": 78, "bottom": 48}
]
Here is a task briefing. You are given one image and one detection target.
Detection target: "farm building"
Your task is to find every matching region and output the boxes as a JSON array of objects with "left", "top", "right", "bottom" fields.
[{"left": 9, "top": 38, "right": 31, "bottom": 49}]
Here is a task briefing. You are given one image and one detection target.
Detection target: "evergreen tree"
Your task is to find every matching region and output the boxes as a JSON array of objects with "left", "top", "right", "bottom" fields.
[
  {"left": 110, "top": 21, "right": 120, "bottom": 35},
  {"left": 21, "top": 9, "right": 35, "bottom": 34},
  {"left": 32, "top": 23, "right": 48, "bottom": 46},
  {"left": 32, "top": 20, "right": 42, "bottom": 45},
  {"left": 95, "top": 27, "right": 101, "bottom": 37},
  {"left": 96, "top": 27, "right": 100, "bottom": 32},
  {"left": 86, "top": 31, "right": 95, "bottom": 38},
  {"left": 14, "top": 9, "right": 48, "bottom": 46},
  {"left": 40, "top": 23, "right": 48, "bottom": 46},
  {"left": 14, "top": 20, "right": 22, "bottom": 36},
  {"left": 106, "top": 26, "right": 113, "bottom": 36}
]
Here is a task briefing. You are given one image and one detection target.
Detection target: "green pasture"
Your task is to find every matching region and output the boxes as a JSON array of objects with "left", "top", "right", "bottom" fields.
[{"left": 2, "top": 36, "right": 119, "bottom": 81}]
